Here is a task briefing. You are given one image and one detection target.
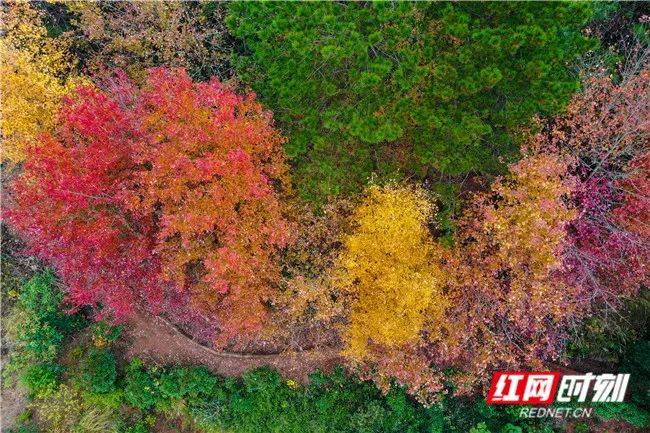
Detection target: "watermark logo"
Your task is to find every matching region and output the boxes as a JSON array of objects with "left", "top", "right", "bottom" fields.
[
  {"left": 486, "top": 371, "right": 630, "bottom": 418},
  {"left": 487, "top": 372, "right": 560, "bottom": 405},
  {"left": 487, "top": 371, "right": 630, "bottom": 405},
  {"left": 518, "top": 407, "right": 595, "bottom": 419}
]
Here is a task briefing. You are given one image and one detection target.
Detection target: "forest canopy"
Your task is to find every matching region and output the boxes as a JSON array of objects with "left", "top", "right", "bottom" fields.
[{"left": 1, "top": 2, "right": 648, "bottom": 432}]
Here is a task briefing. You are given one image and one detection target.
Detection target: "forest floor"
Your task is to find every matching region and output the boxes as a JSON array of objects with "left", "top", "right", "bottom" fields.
[
  {"left": 1, "top": 308, "right": 342, "bottom": 432},
  {"left": 0, "top": 372, "right": 27, "bottom": 433},
  {"left": 121, "top": 310, "right": 343, "bottom": 383}
]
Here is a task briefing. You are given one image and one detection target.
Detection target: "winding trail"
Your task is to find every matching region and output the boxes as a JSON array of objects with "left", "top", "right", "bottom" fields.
[
  {"left": 120, "top": 311, "right": 605, "bottom": 383},
  {"left": 122, "top": 311, "right": 343, "bottom": 382}
]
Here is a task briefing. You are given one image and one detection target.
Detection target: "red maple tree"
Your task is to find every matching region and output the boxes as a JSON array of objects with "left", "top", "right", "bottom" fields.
[{"left": 8, "top": 68, "right": 291, "bottom": 345}]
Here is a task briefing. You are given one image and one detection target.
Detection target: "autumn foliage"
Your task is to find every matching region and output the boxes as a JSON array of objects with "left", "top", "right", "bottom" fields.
[
  {"left": 339, "top": 66, "right": 649, "bottom": 402},
  {"left": 551, "top": 67, "right": 650, "bottom": 303},
  {"left": 334, "top": 184, "right": 448, "bottom": 360},
  {"left": 327, "top": 151, "right": 584, "bottom": 402},
  {"left": 0, "top": 2, "right": 79, "bottom": 164},
  {"left": 3, "top": 2, "right": 648, "bottom": 411},
  {"left": 65, "top": 1, "right": 232, "bottom": 82},
  {"left": 7, "top": 68, "right": 290, "bottom": 345},
  {"left": 434, "top": 151, "right": 579, "bottom": 387}
]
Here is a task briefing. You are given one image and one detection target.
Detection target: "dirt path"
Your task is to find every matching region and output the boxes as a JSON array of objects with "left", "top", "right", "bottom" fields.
[
  {"left": 0, "top": 377, "right": 27, "bottom": 433},
  {"left": 122, "top": 311, "right": 343, "bottom": 382}
]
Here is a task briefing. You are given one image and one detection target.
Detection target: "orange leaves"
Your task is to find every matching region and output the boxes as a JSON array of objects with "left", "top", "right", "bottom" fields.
[
  {"left": 129, "top": 69, "right": 291, "bottom": 344},
  {"left": 483, "top": 152, "right": 576, "bottom": 278},
  {"left": 434, "top": 150, "right": 578, "bottom": 379},
  {"left": 335, "top": 151, "right": 583, "bottom": 403},
  {"left": 9, "top": 68, "right": 291, "bottom": 346}
]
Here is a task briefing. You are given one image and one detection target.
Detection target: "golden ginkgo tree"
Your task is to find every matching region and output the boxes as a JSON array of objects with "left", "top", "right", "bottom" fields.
[
  {"left": 1, "top": 1, "right": 79, "bottom": 164},
  {"left": 335, "top": 183, "right": 448, "bottom": 361}
]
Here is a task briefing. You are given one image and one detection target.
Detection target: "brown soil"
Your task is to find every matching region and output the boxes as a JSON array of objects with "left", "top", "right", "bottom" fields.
[
  {"left": 121, "top": 310, "right": 343, "bottom": 383},
  {"left": 0, "top": 377, "right": 27, "bottom": 433}
]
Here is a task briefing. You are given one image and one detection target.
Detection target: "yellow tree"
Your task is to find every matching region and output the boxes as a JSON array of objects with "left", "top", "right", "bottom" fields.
[
  {"left": 0, "top": 2, "right": 78, "bottom": 164},
  {"left": 335, "top": 183, "right": 448, "bottom": 361}
]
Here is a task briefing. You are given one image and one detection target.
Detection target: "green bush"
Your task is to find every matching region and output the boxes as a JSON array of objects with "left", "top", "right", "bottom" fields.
[
  {"left": 158, "top": 366, "right": 217, "bottom": 400},
  {"left": 81, "top": 388, "right": 125, "bottom": 411},
  {"left": 438, "top": 397, "right": 556, "bottom": 433},
  {"left": 19, "top": 362, "right": 62, "bottom": 396},
  {"left": 626, "top": 341, "right": 650, "bottom": 409},
  {"left": 23, "top": 354, "right": 559, "bottom": 433},
  {"left": 90, "top": 321, "right": 123, "bottom": 347},
  {"left": 78, "top": 348, "right": 117, "bottom": 394},
  {"left": 3, "top": 271, "right": 88, "bottom": 397},
  {"left": 4, "top": 271, "right": 87, "bottom": 387},
  {"left": 228, "top": 2, "right": 596, "bottom": 200},
  {"left": 595, "top": 402, "right": 649, "bottom": 428},
  {"left": 123, "top": 359, "right": 161, "bottom": 411},
  {"left": 121, "top": 422, "right": 149, "bottom": 433},
  {"left": 6, "top": 424, "right": 40, "bottom": 433},
  {"left": 183, "top": 365, "right": 558, "bottom": 433},
  {"left": 6, "top": 272, "right": 63, "bottom": 368},
  {"left": 500, "top": 424, "right": 523, "bottom": 433},
  {"left": 470, "top": 422, "right": 492, "bottom": 433},
  {"left": 188, "top": 366, "right": 445, "bottom": 433}
]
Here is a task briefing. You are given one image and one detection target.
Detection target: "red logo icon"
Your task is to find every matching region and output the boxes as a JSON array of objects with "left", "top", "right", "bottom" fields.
[{"left": 487, "top": 371, "right": 561, "bottom": 405}]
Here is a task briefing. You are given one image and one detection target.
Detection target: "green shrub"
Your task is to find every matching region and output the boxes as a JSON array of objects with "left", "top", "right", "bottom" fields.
[
  {"left": 4, "top": 271, "right": 87, "bottom": 388},
  {"left": 348, "top": 400, "right": 387, "bottom": 433},
  {"left": 158, "top": 366, "right": 217, "bottom": 400},
  {"left": 470, "top": 423, "right": 492, "bottom": 433},
  {"left": 122, "top": 421, "right": 149, "bottom": 433},
  {"left": 20, "top": 362, "right": 62, "bottom": 396},
  {"left": 123, "top": 359, "right": 161, "bottom": 411},
  {"left": 595, "top": 402, "right": 649, "bottom": 428},
  {"left": 6, "top": 424, "right": 40, "bottom": 433},
  {"left": 439, "top": 397, "right": 555, "bottom": 433},
  {"left": 622, "top": 340, "right": 650, "bottom": 410},
  {"left": 500, "top": 424, "right": 523, "bottom": 433},
  {"left": 81, "top": 388, "right": 125, "bottom": 411},
  {"left": 78, "top": 348, "right": 117, "bottom": 394},
  {"left": 5, "top": 272, "right": 63, "bottom": 369},
  {"left": 188, "top": 366, "right": 445, "bottom": 433},
  {"left": 90, "top": 321, "right": 123, "bottom": 347},
  {"left": 24, "top": 357, "right": 557, "bottom": 433}
]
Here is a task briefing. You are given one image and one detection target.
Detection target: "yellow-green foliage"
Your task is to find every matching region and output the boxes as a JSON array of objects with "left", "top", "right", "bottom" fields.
[
  {"left": 336, "top": 184, "right": 448, "bottom": 360},
  {"left": 0, "top": 2, "right": 77, "bottom": 164},
  {"left": 32, "top": 384, "right": 119, "bottom": 433}
]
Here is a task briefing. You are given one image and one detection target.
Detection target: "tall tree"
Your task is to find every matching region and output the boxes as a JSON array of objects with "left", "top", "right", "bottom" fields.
[
  {"left": 333, "top": 183, "right": 447, "bottom": 370},
  {"left": 8, "top": 68, "right": 291, "bottom": 346},
  {"left": 64, "top": 1, "right": 232, "bottom": 82},
  {"left": 0, "top": 1, "right": 79, "bottom": 164},
  {"left": 228, "top": 2, "right": 596, "bottom": 200},
  {"left": 548, "top": 64, "right": 650, "bottom": 306}
]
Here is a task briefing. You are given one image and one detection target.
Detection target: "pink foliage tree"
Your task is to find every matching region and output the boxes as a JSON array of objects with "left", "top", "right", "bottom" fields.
[{"left": 552, "top": 65, "right": 649, "bottom": 307}]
